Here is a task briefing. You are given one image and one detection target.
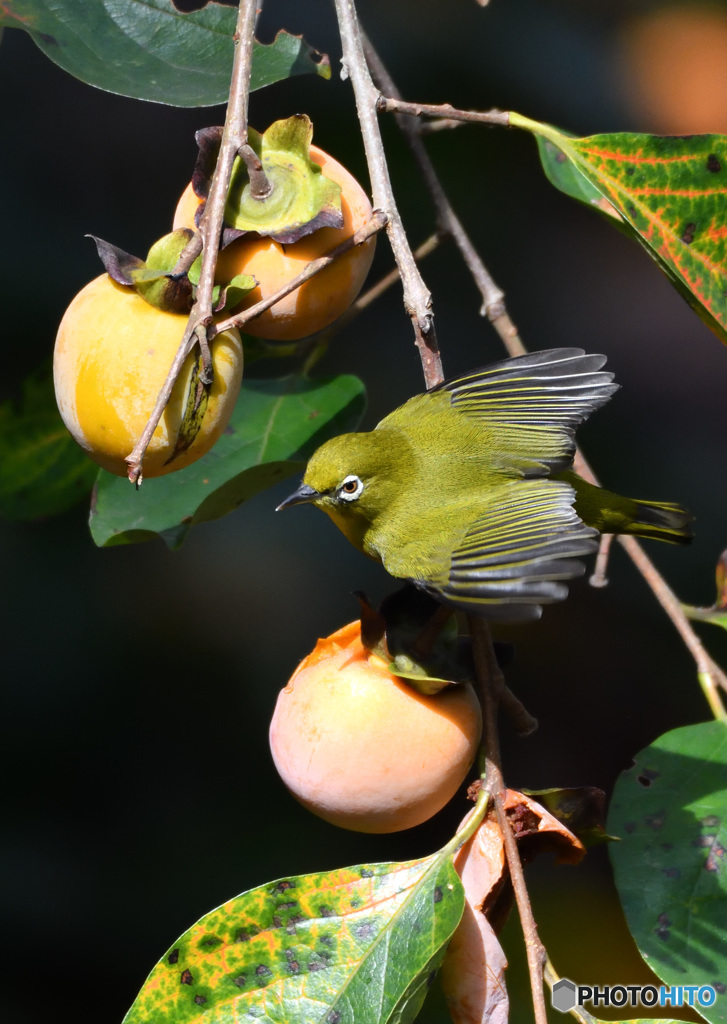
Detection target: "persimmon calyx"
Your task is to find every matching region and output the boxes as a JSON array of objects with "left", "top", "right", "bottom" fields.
[
  {"left": 356, "top": 585, "right": 512, "bottom": 697},
  {"left": 193, "top": 115, "right": 344, "bottom": 244},
  {"left": 88, "top": 230, "right": 256, "bottom": 315}
]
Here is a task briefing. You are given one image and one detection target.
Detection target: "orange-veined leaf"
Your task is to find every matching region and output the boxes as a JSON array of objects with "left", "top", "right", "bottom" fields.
[{"left": 512, "top": 113, "right": 727, "bottom": 345}]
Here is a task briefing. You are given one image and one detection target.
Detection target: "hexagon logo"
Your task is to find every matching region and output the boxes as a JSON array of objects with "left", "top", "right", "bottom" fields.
[{"left": 552, "top": 978, "right": 578, "bottom": 1013}]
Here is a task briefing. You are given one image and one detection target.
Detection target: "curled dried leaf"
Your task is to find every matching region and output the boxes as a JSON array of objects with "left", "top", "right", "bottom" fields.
[
  {"left": 441, "top": 902, "right": 509, "bottom": 1024},
  {"left": 503, "top": 789, "right": 586, "bottom": 866},
  {"left": 442, "top": 790, "right": 586, "bottom": 1022}
]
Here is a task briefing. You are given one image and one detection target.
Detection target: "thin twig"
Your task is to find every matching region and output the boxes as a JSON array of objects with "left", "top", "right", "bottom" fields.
[
  {"left": 469, "top": 616, "right": 548, "bottom": 1024},
  {"left": 544, "top": 958, "right": 597, "bottom": 1024},
  {"left": 210, "top": 212, "right": 387, "bottom": 337},
  {"left": 332, "top": 0, "right": 443, "bottom": 388},
  {"left": 340, "top": 233, "right": 441, "bottom": 324},
  {"left": 297, "top": 233, "right": 440, "bottom": 377},
  {"left": 125, "top": 0, "right": 260, "bottom": 484},
  {"left": 499, "top": 685, "right": 538, "bottom": 736},
  {"left": 363, "top": 37, "right": 529, "bottom": 351},
  {"left": 589, "top": 533, "right": 614, "bottom": 588},
  {"left": 378, "top": 96, "right": 509, "bottom": 128},
  {"left": 573, "top": 449, "right": 727, "bottom": 717}
]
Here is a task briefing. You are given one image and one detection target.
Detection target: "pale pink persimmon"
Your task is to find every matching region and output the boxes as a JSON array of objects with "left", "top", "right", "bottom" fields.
[{"left": 269, "top": 621, "right": 482, "bottom": 833}]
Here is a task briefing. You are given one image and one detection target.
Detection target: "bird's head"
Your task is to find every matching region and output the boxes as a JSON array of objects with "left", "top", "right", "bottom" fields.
[{"left": 276, "top": 430, "right": 408, "bottom": 547}]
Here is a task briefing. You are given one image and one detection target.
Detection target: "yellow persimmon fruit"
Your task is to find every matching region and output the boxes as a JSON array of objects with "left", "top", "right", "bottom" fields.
[
  {"left": 269, "top": 621, "right": 482, "bottom": 833},
  {"left": 53, "top": 274, "right": 243, "bottom": 478},
  {"left": 173, "top": 146, "right": 376, "bottom": 341}
]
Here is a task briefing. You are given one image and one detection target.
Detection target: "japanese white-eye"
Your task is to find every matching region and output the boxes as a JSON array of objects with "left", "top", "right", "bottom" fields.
[{"left": 278, "top": 349, "right": 692, "bottom": 621}]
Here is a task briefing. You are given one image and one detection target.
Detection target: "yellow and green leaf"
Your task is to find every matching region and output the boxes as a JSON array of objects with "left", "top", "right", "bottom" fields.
[
  {"left": 513, "top": 114, "right": 727, "bottom": 345},
  {"left": 123, "top": 855, "right": 464, "bottom": 1024}
]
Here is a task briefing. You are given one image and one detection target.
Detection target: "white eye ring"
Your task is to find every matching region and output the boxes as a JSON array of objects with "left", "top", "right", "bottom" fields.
[{"left": 339, "top": 474, "right": 364, "bottom": 501}]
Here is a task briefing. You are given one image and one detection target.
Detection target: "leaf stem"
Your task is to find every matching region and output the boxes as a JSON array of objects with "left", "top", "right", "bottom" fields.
[
  {"left": 469, "top": 615, "right": 549, "bottom": 1024},
  {"left": 332, "top": 0, "right": 444, "bottom": 388},
  {"left": 378, "top": 96, "right": 510, "bottom": 128},
  {"left": 444, "top": 782, "right": 492, "bottom": 858}
]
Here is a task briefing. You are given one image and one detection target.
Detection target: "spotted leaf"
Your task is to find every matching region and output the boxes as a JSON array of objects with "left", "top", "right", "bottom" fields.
[
  {"left": 608, "top": 721, "right": 727, "bottom": 1024},
  {"left": 513, "top": 114, "right": 727, "bottom": 345},
  {"left": 122, "top": 855, "right": 465, "bottom": 1024}
]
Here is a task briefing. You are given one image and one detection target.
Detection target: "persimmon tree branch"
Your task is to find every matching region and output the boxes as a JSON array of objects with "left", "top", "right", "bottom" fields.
[
  {"left": 378, "top": 96, "right": 509, "bottom": 128},
  {"left": 469, "top": 615, "right": 549, "bottom": 1024},
  {"left": 572, "top": 449, "right": 727, "bottom": 719},
  {"left": 332, "top": 0, "right": 444, "bottom": 388},
  {"left": 125, "top": 0, "right": 259, "bottom": 485}
]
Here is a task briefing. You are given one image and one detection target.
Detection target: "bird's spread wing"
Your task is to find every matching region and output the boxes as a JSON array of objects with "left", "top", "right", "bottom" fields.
[
  {"left": 429, "top": 348, "right": 618, "bottom": 475},
  {"left": 411, "top": 478, "right": 598, "bottom": 622}
]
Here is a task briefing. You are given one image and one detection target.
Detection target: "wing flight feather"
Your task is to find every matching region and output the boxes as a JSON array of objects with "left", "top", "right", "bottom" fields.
[
  {"left": 417, "top": 479, "right": 597, "bottom": 621},
  {"left": 429, "top": 348, "right": 618, "bottom": 475}
]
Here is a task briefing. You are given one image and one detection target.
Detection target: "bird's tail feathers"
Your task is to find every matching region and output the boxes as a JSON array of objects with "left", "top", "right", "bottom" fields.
[{"left": 626, "top": 499, "right": 693, "bottom": 545}]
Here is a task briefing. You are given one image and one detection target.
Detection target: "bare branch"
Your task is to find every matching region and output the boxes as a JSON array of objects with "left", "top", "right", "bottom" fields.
[
  {"left": 378, "top": 96, "right": 509, "bottom": 128},
  {"left": 572, "top": 449, "right": 727, "bottom": 718},
  {"left": 332, "top": 0, "right": 443, "bottom": 388},
  {"left": 126, "top": 0, "right": 260, "bottom": 484},
  {"left": 469, "top": 616, "right": 549, "bottom": 1024}
]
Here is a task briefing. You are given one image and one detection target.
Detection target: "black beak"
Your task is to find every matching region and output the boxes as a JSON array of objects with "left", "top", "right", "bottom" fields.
[{"left": 276, "top": 482, "right": 320, "bottom": 511}]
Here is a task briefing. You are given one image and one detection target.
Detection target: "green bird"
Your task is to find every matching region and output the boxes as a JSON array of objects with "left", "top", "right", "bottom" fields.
[{"left": 278, "top": 349, "right": 692, "bottom": 621}]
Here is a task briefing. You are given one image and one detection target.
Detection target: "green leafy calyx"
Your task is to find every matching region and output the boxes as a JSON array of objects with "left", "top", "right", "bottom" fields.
[
  {"left": 91, "top": 230, "right": 256, "bottom": 316},
  {"left": 225, "top": 114, "right": 343, "bottom": 242}
]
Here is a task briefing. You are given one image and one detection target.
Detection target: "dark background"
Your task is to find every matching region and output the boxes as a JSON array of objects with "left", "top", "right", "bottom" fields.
[{"left": 2, "top": 1, "right": 727, "bottom": 1022}]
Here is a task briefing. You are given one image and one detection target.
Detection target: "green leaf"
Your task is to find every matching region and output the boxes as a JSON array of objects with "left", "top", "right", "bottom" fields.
[
  {"left": 0, "top": 1, "right": 330, "bottom": 107},
  {"left": 608, "top": 721, "right": 727, "bottom": 1024},
  {"left": 123, "top": 854, "right": 464, "bottom": 1024},
  {"left": 89, "top": 373, "right": 366, "bottom": 548},
  {"left": 534, "top": 134, "right": 628, "bottom": 223},
  {"left": 0, "top": 370, "right": 97, "bottom": 520},
  {"left": 513, "top": 114, "right": 727, "bottom": 344}
]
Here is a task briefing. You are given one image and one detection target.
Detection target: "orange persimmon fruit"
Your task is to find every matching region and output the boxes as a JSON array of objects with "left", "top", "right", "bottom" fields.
[
  {"left": 53, "top": 274, "right": 243, "bottom": 478},
  {"left": 269, "top": 620, "right": 482, "bottom": 833},
  {"left": 173, "top": 146, "right": 376, "bottom": 341}
]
